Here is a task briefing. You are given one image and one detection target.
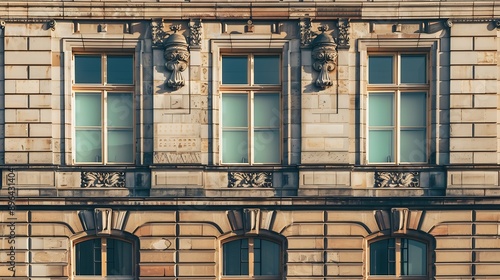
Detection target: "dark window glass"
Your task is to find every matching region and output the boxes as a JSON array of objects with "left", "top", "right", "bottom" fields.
[
  {"left": 108, "top": 55, "right": 134, "bottom": 84},
  {"left": 223, "top": 239, "right": 248, "bottom": 275},
  {"left": 257, "top": 239, "right": 280, "bottom": 275},
  {"left": 254, "top": 55, "right": 280, "bottom": 84},
  {"left": 75, "top": 55, "right": 102, "bottom": 84},
  {"left": 107, "top": 238, "right": 133, "bottom": 275},
  {"left": 401, "top": 54, "right": 426, "bottom": 84},
  {"left": 401, "top": 239, "right": 427, "bottom": 275},
  {"left": 76, "top": 239, "right": 102, "bottom": 275},
  {"left": 222, "top": 56, "right": 248, "bottom": 84},
  {"left": 369, "top": 56, "right": 393, "bottom": 84},
  {"left": 370, "top": 239, "right": 395, "bottom": 275}
]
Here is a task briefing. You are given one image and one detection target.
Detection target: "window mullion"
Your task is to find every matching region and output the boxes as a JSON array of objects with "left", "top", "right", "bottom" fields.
[
  {"left": 395, "top": 238, "right": 401, "bottom": 277},
  {"left": 249, "top": 91, "right": 254, "bottom": 164},
  {"left": 101, "top": 237, "right": 107, "bottom": 276},
  {"left": 395, "top": 90, "right": 400, "bottom": 164},
  {"left": 248, "top": 238, "right": 255, "bottom": 277},
  {"left": 103, "top": 91, "right": 107, "bottom": 164}
]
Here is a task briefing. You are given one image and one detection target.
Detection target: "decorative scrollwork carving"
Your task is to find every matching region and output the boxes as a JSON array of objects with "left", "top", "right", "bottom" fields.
[
  {"left": 188, "top": 19, "right": 202, "bottom": 48},
  {"left": 228, "top": 172, "right": 273, "bottom": 188},
  {"left": 81, "top": 172, "right": 125, "bottom": 188},
  {"left": 337, "top": 18, "right": 350, "bottom": 49},
  {"left": 151, "top": 19, "right": 168, "bottom": 47},
  {"left": 299, "top": 18, "right": 313, "bottom": 47},
  {"left": 374, "top": 171, "right": 420, "bottom": 188},
  {"left": 311, "top": 25, "right": 337, "bottom": 90}
]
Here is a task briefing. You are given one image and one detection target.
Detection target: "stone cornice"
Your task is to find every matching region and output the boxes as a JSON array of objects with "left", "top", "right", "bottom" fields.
[
  {"left": 4, "top": 196, "right": 500, "bottom": 209},
  {"left": 0, "top": 1, "right": 498, "bottom": 21}
]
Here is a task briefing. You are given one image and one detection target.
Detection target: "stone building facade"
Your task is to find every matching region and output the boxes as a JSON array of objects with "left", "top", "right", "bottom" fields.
[{"left": 1, "top": 0, "right": 500, "bottom": 279}]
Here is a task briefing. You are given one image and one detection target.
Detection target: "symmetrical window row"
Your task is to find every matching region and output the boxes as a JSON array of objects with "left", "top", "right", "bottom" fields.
[
  {"left": 71, "top": 49, "right": 431, "bottom": 166},
  {"left": 74, "top": 236, "right": 429, "bottom": 279}
]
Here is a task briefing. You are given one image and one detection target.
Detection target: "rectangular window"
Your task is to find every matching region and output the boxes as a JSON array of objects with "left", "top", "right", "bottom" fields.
[
  {"left": 73, "top": 53, "right": 135, "bottom": 164},
  {"left": 220, "top": 54, "right": 281, "bottom": 164},
  {"left": 367, "top": 53, "right": 428, "bottom": 164}
]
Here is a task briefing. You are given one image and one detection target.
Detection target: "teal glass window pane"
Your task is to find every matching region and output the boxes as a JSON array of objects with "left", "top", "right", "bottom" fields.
[
  {"left": 222, "top": 131, "right": 248, "bottom": 163},
  {"left": 75, "top": 55, "right": 101, "bottom": 84},
  {"left": 222, "top": 56, "right": 247, "bottom": 84},
  {"left": 107, "top": 130, "right": 134, "bottom": 163},
  {"left": 223, "top": 239, "right": 248, "bottom": 275},
  {"left": 107, "top": 93, "right": 133, "bottom": 127},
  {"left": 368, "top": 130, "right": 394, "bottom": 163},
  {"left": 401, "top": 130, "right": 426, "bottom": 162},
  {"left": 369, "top": 93, "right": 394, "bottom": 126},
  {"left": 75, "top": 93, "right": 101, "bottom": 127},
  {"left": 370, "top": 239, "right": 395, "bottom": 275},
  {"left": 254, "top": 130, "right": 280, "bottom": 163},
  {"left": 107, "top": 55, "right": 134, "bottom": 84},
  {"left": 403, "top": 239, "right": 427, "bottom": 275},
  {"left": 369, "top": 56, "right": 393, "bottom": 84},
  {"left": 222, "top": 94, "right": 248, "bottom": 128},
  {"left": 401, "top": 54, "right": 426, "bottom": 84},
  {"left": 258, "top": 239, "right": 280, "bottom": 275},
  {"left": 75, "top": 130, "right": 102, "bottom": 162},
  {"left": 254, "top": 55, "right": 280, "bottom": 84},
  {"left": 76, "top": 239, "right": 101, "bottom": 275},
  {"left": 254, "top": 93, "right": 280, "bottom": 127},
  {"left": 107, "top": 239, "right": 133, "bottom": 275},
  {"left": 401, "top": 92, "right": 426, "bottom": 127}
]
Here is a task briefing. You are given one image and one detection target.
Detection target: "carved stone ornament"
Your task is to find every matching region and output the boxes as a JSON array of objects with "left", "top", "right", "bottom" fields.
[
  {"left": 311, "top": 25, "right": 337, "bottom": 90},
  {"left": 374, "top": 171, "right": 420, "bottom": 188},
  {"left": 188, "top": 19, "right": 202, "bottom": 48},
  {"left": 151, "top": 19, "right": 168, "bottom": 47},
  {"left": 48, "top": 19, "right": 56, "bottom": 31},
  {"left": 495, "top": 19, "right": 500, "bottom": 29},
  {"left": 81, "top": 171, "right": 125, "bottom": 188},
  {"left": 228, "top": 172, "right": 273, "bottom": 188},
  {"left": 337, "top": 19, "right": 350, "bottom": 49},
  {"left": 299, "top": 18, "right": 313, "bottom": 47},
  {"left": 164, "top": 25, "right": 190, "bottom": 90}
]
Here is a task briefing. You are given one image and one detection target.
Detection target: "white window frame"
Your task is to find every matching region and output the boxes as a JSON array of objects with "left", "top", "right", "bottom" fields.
[
  {"left": 211, "top": 39, "right": 290, "bottom": 166},
  {"left": 358, "top": 39, "right": 439, "bottom": 165},
  {"left": 63, "top": 38, "right": 143, "bottom": 166}
]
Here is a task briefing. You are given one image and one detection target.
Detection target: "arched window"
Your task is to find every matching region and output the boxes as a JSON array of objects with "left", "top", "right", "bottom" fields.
[
  {"left": 369, "top": 237, "right": 429, "bottom": 279},
  {"left": 222, "top": 237, "right": 281, "bottom": 279},
  {"left": 75, "top": 237, "right": 134, "bottom": 279}
]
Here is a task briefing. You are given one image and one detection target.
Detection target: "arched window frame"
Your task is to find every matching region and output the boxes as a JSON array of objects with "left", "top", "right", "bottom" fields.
[
  {"left": 366, "top": 231, "right": 434, "bottom": 280},
  {"left": 71, "top": 232, "right": 138, "bottom": 280},
  {"left": 219, "top": 234, "right": 285, "bottom": 280}
]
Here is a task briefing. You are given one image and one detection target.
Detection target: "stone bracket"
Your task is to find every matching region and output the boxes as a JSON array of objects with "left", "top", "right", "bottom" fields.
[
  {"left": 227, "top": 209, "right": 276, "bottom": 234},
  {"left": 78, "top": 208, "right": 129, "bottom": 235},
  {"left": 374, "top": 208, "right": 423, "bottom": 235}
]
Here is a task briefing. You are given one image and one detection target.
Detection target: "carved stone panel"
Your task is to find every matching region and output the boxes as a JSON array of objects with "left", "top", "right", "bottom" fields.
[
  {"left": 374, "top": 171, "right": 420, "bottom": 188},
  {"left": 228, "top": 172, "right": 273, "bottom": 188},
  {"left": 81, "top": 171, "right": 125, "bottom": 188}
]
